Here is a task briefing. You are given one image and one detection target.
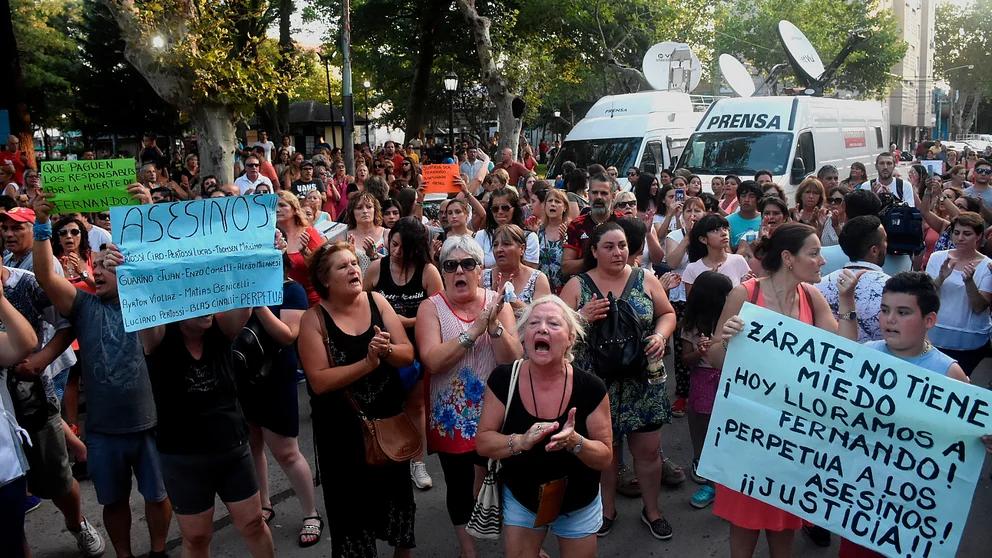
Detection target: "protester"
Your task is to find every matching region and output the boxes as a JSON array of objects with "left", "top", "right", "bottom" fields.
[
  {"left": 815, "top": 216, "right": 890, "bottom": 342},
  {"left": 535, "top": 188, "right": 570, "bottom": 294},
  {"left": 835, "top": 272, "right": 992, "bottom": 558},
  {"left": 236, "top": 155, "right": 274, "bottom": 195},
  {"left": 681, "top": 214, "right": 752, "bottom": 296},
  {"left": 364, "top": 217, "right": 443, "bottom": 490},
  {"left": 562, "top": 176, "right": 621, "bottom": 276},
  {"left": 925, "top": 212, "right": 992, "bottom": 376},
  {"left": 298, "top": 241, "right": 417, "bottom": 557},
  {"left": 416, "top": 236, "right": 522, "bottom": 557},
  {"left": 277, "top": 191, "right": 324, "bottom": 305},
  {"left": 475, "top": 187, "right": 540, "bottom": 269},
  {"left": 633, "top": 174, "right": 660, "bottom": 221},
  {"left": 860, "top": 152, "right": 914, "bottom": 207},
  {"left": 790, "top": 178, "right": 827, "bottom": 232},
  {"left": 842, "top": 162, "right": 868, "bottom": 189},
  {"left": 708, "top": 222, "right": 858, "bottom": 558},
  {"left": 134, "top": 302, "right": 275, "bottom": 557},
  {"left": 0, "top": 281, "right": 40, "bottom": 558},
  {"left": 303, "top": 190, "right": 332, "bottom": 225},
  {"left": 281, "top": 152, "right": 305, "bottom": 191},
  {"left": 1, "top": 134, "right": 30, "bottom": 185},
  {"left": 481, "top": 224, "right": 551, "bottom": 316},
  {"left": 32, "top": 190, "right": 173, "bottom": 558},
  {"left": 918, "top": 178, "right": 968, "bottom": 268},
  {"left": 476, "top": 295, "right": 613, "bottom": 555},
  {"left": 52, "top": 215, "right": 96, "bottom": 293},
  {"left": 727, "top": 181, "right": 763, "bottom": 250},
  {"left": 679, "top": 271, "right": 733, "bottom": 510},
  {"left": 719, "top": 175, "right": 741, "bottom": 215},
  {"left": 346, "top": 191, "right": 389, "bottom": 274},
  {"left": 820, "top": 185, "right": 849, "bottom": 247},
  {"left": 236, "top": 255, "right": 320, "bottom": 546},
  {"left": 559, "top": 222, "right": 677, "bottom": 540}
]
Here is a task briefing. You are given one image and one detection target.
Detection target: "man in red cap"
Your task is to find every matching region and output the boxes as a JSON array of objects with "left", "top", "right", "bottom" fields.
[{"left": 2, "top": 208, "right": 46, "bottom": 271}]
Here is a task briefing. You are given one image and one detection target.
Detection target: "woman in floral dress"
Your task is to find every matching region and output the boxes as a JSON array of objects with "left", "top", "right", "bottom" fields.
[{"left": 416, "top": 235, "right": 523, "bottom": 557}]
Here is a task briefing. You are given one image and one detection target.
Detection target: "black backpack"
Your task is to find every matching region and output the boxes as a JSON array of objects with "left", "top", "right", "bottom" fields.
[
  {"left": 875, "top": 179, "right": 925, "bottom": 255},
  {"left": 232, "top": 313, "right": 281, "bottom": 385},
  {"left": 579, "top": 268, "right": 647, "bottom": 384}
]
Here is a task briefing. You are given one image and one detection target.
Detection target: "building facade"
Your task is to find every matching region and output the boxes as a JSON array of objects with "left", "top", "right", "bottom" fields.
[{"left": 882, "top": 0, "right": 936, "bottom": 148}]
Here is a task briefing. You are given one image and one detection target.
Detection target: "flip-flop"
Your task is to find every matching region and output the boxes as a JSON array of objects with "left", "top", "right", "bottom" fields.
[
  {"left": 299, "top": 515, "right": 323, "bottom": 548},
  {"left": 261, "top": 507, "right": 275, "bottom": 524}
]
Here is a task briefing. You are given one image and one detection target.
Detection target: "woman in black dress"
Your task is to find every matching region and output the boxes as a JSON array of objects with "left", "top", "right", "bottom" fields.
[
  {"left": 363, "top": 217, "right": 443, "bottom": 490},
  {"left": 298, "top": 241, "right": 417, "bottom": 557}
]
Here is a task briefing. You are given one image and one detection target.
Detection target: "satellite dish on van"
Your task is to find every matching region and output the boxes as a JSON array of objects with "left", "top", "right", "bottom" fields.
[
  {"left": 777, "top": 20, "right": 825, "bottom": 85},
  {"left": 718, "top": 54, "right": 755, "bottom": 98},
  {"left": 642, "top": 42, "right": 702, "bottom": 92}
]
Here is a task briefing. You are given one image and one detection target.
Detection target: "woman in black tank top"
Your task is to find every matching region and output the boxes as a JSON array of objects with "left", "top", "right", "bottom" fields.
[{"left": 362, "top": 217, "right": 443, "bottom": 490}]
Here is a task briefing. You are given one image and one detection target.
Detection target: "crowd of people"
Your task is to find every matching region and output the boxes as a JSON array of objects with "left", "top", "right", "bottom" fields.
[{"left": 1, "top": 130, "right": 992, "bottom": 558}]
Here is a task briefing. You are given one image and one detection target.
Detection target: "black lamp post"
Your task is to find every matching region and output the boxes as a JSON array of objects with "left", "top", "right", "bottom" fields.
[
  {"left": 319, "top": 51, "right": 337, "bottom": 150},
  {"left": 363, "top": 80, "right": 371, "bottom": 147},
  {"left": 443, "top": 71, "right": 459, "bottom": 157}
]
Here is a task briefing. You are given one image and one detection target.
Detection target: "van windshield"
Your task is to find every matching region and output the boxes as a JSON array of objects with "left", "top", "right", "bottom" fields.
[
  {"left": 678, "top": 132, "right": 793, "bottom": 176},
  {"left": 546, "top": 137, "right": 641, "bottom": 178}
]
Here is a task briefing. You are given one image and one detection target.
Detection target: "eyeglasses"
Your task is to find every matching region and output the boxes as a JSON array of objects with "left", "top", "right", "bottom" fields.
[
  {"left": 441, "top": 258, "right": 478, "bottom": 273},
  {"left": 616, "top": 201, "right": 637, "bottom": 209},
  {"left": 828, "top": 197, "right": 844, "bottom": 204},
  {"left": 492, "top": 204, "right": 514, "bottom": 213},
  {"left": 59, "top": 229, "right": 81, "bottom": 237},
  {"left": 976, "top": 167, "right": 992, "bottom": 175}
]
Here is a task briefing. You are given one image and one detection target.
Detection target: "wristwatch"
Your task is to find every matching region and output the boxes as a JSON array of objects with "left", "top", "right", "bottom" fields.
[
  {"left": 488, "top": 321, "right": 504, "bottom": 338},
  {"left": 458, "top": 332, "right": 476, "bottom": 348},
  {"left": 839, "top": 311, "right": 857, "bottom": 321},
  {"left": 571, "top": 435, "right": 584, "bottom": 455},
  {"left": 79, "top": 271, "right": 89, "bottom": 280}
]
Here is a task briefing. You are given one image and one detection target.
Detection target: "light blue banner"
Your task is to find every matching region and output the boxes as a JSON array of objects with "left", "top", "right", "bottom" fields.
[
  {"left": 698, "top": 303, "right": 991, "bottom": 558},
  {"left": 111, "top": 195, "right": 283, "bottom": 332}
]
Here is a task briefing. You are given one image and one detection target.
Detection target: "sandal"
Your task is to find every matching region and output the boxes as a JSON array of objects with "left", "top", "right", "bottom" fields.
[
  {"left": 298, "top": 515, "right": 323, "bottom": 548},
  {"left": 261, "top": 506, "right": 275, "bottom": 524}
]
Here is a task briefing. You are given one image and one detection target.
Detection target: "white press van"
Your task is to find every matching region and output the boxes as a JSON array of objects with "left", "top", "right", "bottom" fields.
[
  {"left": 676, "top": 96, "right": 888, "bottom": 200},
  {"left": 546, "top": 91, "right": 708, "bottom": 190}
]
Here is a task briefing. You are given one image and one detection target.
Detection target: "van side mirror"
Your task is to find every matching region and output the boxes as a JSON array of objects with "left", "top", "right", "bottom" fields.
[{"left": 791, "top": 157, "right": 806, "bottom": 184}]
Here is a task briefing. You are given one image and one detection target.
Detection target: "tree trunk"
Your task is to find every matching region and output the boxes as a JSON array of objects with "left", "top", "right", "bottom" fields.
[
  {"left": 404, "top": 0, "right": 444, "bottom": 142},
  {"left": 276, "top": 0, "right": 293, "bottom": 136},
  {"left": 0, "top": 0, "right": 35, "bottom": 165},
  {"left": 455, "top": 0, "right": 519, "bottom": 157},
  {"left": 961, "top": 92, "right": 982, "bottom": 136},
  {"left": 191, "top": 104, "right": 236, "bottom": 185}
]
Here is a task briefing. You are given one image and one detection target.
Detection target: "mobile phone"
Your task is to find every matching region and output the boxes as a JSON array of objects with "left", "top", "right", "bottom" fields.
[{"left": 675, "top": 188, "right": 686, "bottom": 203}]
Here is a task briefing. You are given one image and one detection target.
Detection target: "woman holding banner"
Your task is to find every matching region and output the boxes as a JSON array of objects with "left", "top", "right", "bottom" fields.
[{"left": 708, "top": 222, "right": 860, "bottom": 557}]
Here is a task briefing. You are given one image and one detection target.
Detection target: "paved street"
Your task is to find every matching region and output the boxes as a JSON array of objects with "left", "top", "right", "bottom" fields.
[{"left": 25, "top": 363, "right": 992, "bottom": 557}]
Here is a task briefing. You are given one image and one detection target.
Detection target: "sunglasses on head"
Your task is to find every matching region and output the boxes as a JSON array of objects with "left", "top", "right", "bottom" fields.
[
  {"left": 59, "top": 228, "right": 81, "bottom": 237},
  {"left": 441, "top": 258, "right": 478, "bottom": 273},
  {"left": 492, "top": 204, "right": 514, "bottom": 213}
]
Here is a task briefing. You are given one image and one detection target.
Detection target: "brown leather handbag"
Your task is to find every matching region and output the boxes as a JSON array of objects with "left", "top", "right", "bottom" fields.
[{"left": 311, "top": 306, "right": 423, "bottom": 466}]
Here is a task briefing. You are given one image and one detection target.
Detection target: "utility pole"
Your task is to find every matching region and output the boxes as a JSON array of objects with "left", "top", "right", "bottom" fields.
[
  {"left": 341, "top": 0, "right": 355, "bottom": 175},
  {"left": 321, "top": 52, "right": 336, "bottom": 150}
]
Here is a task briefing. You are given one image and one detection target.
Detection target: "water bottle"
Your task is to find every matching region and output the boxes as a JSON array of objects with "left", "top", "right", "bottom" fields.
[{"left": 645, "top": 335, "right": 667, "bottom": 385}]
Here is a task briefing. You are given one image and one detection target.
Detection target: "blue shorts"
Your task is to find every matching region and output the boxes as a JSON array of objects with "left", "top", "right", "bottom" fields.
[
  {"left": 51, "top": 368, "right": 70, "bottom": 401},
  {"left": 87, "top": 430, "right": 168, "bottom": 506},
  {"left": 502, "top": 486, "right": 602, "bottom": 539}
]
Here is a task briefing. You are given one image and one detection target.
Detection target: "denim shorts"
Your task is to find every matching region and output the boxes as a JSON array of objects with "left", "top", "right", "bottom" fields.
[
  {"left": 87, "top": 430, "right": 167, "bottom": 506},
  {"left": 502, "top": 486, "right": 602, "bottom": 539}
]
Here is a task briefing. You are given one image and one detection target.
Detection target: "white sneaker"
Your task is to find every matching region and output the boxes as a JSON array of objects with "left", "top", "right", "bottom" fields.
[
  {"left": 410, "top": 461, "right": 433, "bottom": 490},
  {"left": 73, "top": 518, "right": 106, "bottom": 557}
]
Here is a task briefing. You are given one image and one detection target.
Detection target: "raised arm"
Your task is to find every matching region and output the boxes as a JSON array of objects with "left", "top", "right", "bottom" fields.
[{"left": 32, "top": 193, "right": 78, "bottom": 317}]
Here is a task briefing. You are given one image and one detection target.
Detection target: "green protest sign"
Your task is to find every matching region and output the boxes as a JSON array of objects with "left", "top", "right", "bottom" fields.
[{"left": 41, "top": 158, "right": 139, "bottom": 213}]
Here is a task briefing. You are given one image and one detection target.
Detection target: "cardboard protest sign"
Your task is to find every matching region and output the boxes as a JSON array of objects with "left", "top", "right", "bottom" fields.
[
  {"left": 111, "top": 195, "right": 283, "bottom": 332},
  {"left": 422, "top": 164, "right": 460, "bottom": 194},
  {"left": 699, "top": 303, "right": 991, "bottom": 558},
  {"left": 41, "top": 158, "right": 139, "bottom": 213}
]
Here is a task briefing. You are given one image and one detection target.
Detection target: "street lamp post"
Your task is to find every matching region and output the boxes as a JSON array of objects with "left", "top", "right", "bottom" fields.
[
  {"left": 363, "top": 80, "right": 371, "bottom": 147},
  {"left": 444, "top": 71, "right": 458, "bottom": 158},
  {"left": 320, "top": 52, "right": 336, "bottom": 149}
]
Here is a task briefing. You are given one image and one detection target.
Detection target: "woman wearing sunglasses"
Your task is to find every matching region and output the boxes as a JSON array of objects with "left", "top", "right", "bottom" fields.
[
  {"left": 52, "top": 215, "right": 96, "bottom": 293},
  {"left": 615, "top": 191, "right": 663, "bottom": 269},
  {"left": 820, "top": 185, "right": 850, "bottom": 247},
  {"left": 475, "top": 187, "right": 540, "bottom": 269},
  {"left": 416, "top": 235, "right": 522, "bottom": 558}
]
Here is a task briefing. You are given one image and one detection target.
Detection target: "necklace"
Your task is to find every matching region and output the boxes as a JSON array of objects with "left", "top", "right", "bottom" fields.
[{"left": 529, "top": 362, "right": 569, "bottom": 419}]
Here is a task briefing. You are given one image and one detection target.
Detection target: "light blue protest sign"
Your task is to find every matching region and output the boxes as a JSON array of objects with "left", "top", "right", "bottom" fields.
[
  {"left": 698, "top": 303, "right": 991, "bottom": 558},
  {"left": 111, "top": 195, "right": 283, "bottom": 332}
]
